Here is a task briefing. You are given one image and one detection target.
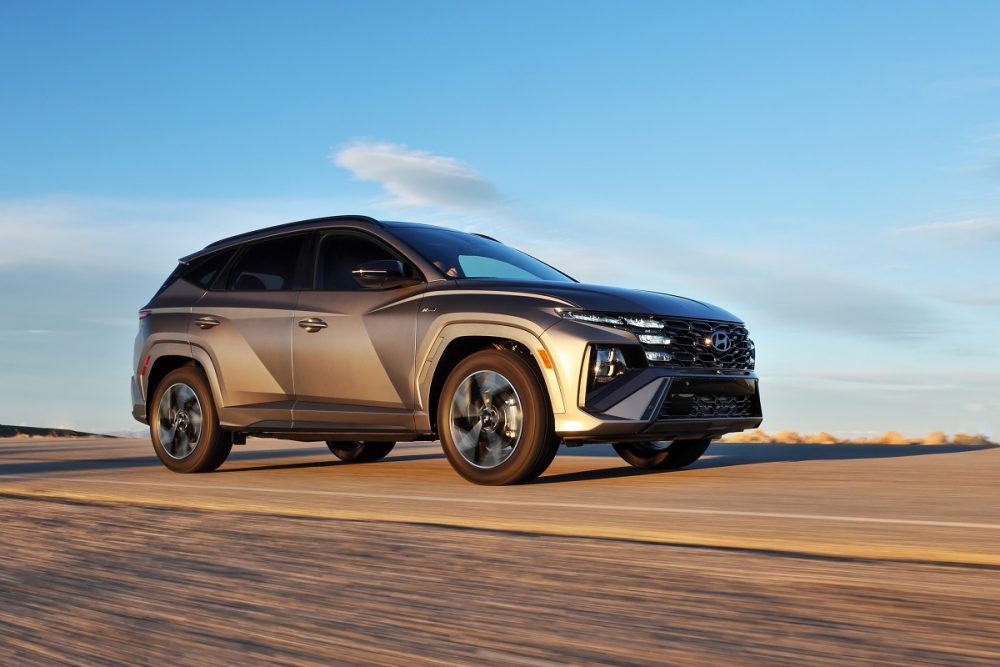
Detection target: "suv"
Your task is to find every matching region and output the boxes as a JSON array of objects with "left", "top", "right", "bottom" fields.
[{"left": 132, "top": 215, "right": 762, "bottom": 485}]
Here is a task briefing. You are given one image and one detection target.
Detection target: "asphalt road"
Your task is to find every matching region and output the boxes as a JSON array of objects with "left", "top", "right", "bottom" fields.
[{"left": 1, "top": 437, "right": 998, "bottom": 665}]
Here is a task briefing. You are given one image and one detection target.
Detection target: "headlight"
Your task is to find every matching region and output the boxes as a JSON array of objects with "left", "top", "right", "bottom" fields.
[
  {"left": 591, "top": 346, "right": 628, "bottom": 385},
  {"left": 562, "top": 310, "right": 667, "bottom": 330},
  {"left": 638, "top": 334, "right": 671, "bottom": 345},
  {"left": 562, "top": 311, "right": 625, "bottom": 326}
]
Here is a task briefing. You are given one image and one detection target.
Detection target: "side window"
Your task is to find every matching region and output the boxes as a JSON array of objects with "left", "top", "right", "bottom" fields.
[
  {"left": 184, "top": 249, "right": 234, "bottom": 290},
  {"left": 227, "top": 235, "right": 304, "bottom": 291},
  {"left": 317, "top": 232, "right": 415, "bottom": 290}
]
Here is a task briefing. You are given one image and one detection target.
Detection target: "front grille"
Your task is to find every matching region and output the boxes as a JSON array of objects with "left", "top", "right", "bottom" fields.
[
  {"left": 660, "top": 393, "right": 755, "bottom": 420},
  {"left": 620, "top": 317, "right": 754, "bottom": 371}
]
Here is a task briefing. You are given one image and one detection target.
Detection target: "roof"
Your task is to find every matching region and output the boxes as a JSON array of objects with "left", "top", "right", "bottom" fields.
[
  {"left": 178, "top": 214, "right": 381, "bottom": 263},
  {"left": 177, "top": 215, "right": 504, "bottom": 264}
]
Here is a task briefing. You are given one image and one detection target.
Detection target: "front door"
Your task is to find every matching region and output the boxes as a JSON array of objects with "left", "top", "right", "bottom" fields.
[{"left": 292, "top": 230, "right": 425, "bottom": 434}]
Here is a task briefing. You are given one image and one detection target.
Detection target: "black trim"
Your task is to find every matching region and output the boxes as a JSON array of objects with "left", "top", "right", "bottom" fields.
[
  {"left": 295, "top": 232, "right": 320, "bottom": 290},
  {"left": 641, "top": 379, "right": 671, "bottom": 421},
  {"left": 242, "top": 421, "right": 410, "bottom": 443},
  {"left": 584, "top": 368, "right": 665, "bottom": 413},
  {"left": 181, "top": 214, "right": 381, "bottom": 263}
]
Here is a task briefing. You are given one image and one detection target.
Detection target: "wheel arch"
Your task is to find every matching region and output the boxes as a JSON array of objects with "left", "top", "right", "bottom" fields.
[
  {"left": 420, "top": 324, "right": 566, "bottom": 434},
  {"left": 145, "top": 344, "right": 225, "bottom": 423}
]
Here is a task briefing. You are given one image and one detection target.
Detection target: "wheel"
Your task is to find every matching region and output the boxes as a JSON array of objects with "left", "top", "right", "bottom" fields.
[
  {"left": 612, "top": 438, "right": 711, "bottom": 470},
  {"left": 326, "top": 441, "right": 396, "bottom": 462},
  {"left": 438, "top": 348, "right": 558, "bottom": 485},
  {"left": 149, "top": 366, "right": 232, "bottom": 473}
]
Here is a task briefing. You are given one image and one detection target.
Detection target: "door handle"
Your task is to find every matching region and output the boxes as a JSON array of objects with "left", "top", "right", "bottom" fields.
[
  {"left": 298, "top": 318, "right": 328, "bottom": 333},
  {"left": 194, "top": 316, "right": 221, "bottom": 329}
]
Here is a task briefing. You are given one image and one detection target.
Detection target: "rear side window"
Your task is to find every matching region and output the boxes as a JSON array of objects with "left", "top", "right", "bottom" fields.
[
  {"left": 227, "top": 235, "right": 304, "bottom": 291},
  {"left": 184, "top": 250, "right": 234, "bottom": 289}
]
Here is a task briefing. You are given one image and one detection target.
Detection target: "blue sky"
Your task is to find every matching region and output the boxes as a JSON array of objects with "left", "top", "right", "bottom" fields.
[{"left": 1, "top": 1, "right": 998, "bottom": 437}]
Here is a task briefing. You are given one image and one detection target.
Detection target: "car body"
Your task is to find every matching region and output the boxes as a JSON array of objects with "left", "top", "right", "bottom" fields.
[{"left": 132, "top": 215, "right": 762, "bottom": 484}]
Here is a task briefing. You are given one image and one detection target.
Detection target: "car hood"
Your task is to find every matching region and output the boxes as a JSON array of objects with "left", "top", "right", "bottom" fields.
[{"left": 450, "top": 279, "right": 742, "bottom": 322}]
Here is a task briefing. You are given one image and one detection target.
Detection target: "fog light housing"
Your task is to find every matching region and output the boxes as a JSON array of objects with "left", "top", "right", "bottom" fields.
[{"left": 592, "top": 346, "right": 628, "bottom": 385}]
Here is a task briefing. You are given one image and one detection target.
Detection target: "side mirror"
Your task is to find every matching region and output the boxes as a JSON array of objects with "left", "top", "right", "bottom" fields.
[{"left": 351, "top": 260, "right": 419, "bottom": 289}]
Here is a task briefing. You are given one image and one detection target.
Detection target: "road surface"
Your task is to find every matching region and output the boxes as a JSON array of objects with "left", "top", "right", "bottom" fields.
[{"left": 1, "top": 437, "right": 998, "bottom": 665}]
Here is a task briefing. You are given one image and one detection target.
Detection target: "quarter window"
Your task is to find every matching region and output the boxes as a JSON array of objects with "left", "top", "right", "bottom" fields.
[
  {"left": 184, "top": 249, "right": 234, "bottom": 290},
  {"left": 227, "top": 235, "right": 304, "bottom": 291}
]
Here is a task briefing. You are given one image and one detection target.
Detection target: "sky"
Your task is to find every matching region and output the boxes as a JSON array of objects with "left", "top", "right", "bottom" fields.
[{"left": 1, "top": 0, "right": 998, "bottom": 437}]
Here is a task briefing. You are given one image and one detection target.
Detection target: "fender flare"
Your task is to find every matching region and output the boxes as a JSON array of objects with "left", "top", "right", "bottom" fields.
[
  {"left": 417, "top": 322, "right": 566, "bottom": 417},
  {"left": 144, "top": 342, "right": 225, "bottom": 415}
]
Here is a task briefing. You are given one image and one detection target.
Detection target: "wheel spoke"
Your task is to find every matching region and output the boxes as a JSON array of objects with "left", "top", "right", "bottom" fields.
[
  {"left": 164, "top": 424, "right": 179, "bottom": 455},
  {"left": 454, "top": 421, "right": 483, "bottom": 460},
  {"left": 176, "top": 429, "right": 190, "bottom": 457},
  {"left": 451, "top": 380, "right": 476, "bottom": 420},
  {"left": 482, "top": 430, "right": 507, "bottom": 467},
  {"left": 478, "top": 370, "right": 502, "bottom": 396}
]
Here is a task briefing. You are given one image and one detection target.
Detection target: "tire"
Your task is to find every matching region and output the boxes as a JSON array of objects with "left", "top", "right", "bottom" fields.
[
  {"left": 149, "top": 366, "right": 232, "bottom": 473},
  {"left": 438, "top": 348, "right": 558, "bottom": 485},
  {"left": 326, "top": 441, "right": 396, "bottom": 462},
  {"left": 612, "top": 438, "right": 711, "bottom": 470}
]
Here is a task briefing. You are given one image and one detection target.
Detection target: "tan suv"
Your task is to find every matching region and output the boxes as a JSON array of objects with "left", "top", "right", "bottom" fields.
[{"left": 132, "top": 215, "right": 761, "bottom": 484}]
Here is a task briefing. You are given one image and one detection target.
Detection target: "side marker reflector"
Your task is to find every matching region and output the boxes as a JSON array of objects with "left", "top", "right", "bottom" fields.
[{"left": 537, "top": 349, "right": 553, "bottom": 369}]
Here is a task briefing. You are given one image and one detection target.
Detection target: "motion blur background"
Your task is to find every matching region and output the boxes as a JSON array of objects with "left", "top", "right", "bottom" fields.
[{"left": 1, "top": 0, "right": 997, "bottom": 437}]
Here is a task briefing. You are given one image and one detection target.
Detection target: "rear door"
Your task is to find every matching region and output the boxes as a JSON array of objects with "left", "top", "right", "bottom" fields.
[
  {"left": 292, "top": 230, "right": 425, "bottom": 434},
  {"left": 189, "top": 233, "right": 308, "bottom": 427}
]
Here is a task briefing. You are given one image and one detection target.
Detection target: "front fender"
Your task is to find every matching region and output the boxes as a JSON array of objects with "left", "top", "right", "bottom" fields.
[{"left": 416, "top": 321, "right": 567, "bottom": 420}]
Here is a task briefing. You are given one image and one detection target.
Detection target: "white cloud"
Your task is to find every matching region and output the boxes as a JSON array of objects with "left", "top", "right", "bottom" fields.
[
  {"left": 332, "top": 141, "right": 503, "bottom": 211},
  {"left": 895, "top": 217, "right": 1000, "bottom": 242},
  {"left": 801, "top": 369, "right": 1000, "bottom": 391},
  {"left": 522, "top": 225, "right": 944, "bottom": 341}
]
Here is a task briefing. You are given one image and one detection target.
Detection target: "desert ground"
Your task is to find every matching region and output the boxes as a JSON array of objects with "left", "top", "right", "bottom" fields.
[{"left": 1, "top": 437, "right": 998, "bottom": 665}]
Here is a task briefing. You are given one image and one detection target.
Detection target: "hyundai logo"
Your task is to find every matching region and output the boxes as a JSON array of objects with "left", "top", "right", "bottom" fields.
[{"left": 710, "top": 330, "right": 732, "bottom": 353}]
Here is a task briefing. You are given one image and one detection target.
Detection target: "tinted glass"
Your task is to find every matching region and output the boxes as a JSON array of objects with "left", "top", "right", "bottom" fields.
[
  {"left": 227, "top": 235, "right": 304, "bottom": 291},
  {"left": 152, "top": 263, "right": 185, "bottom": 298},
  {"left": 390, "top": 226, "right": 574, "bottom": 282},
  {"left": 317, "top": 232, "right": 416, "bottom": 290},
  {"left": 184, "top": 249, "right": 233, "bottom": 289}
]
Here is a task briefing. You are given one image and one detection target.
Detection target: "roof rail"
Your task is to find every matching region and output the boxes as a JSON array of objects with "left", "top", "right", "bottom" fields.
[{"left": 203, "top": 214, "right": 381, "bottom": 250}]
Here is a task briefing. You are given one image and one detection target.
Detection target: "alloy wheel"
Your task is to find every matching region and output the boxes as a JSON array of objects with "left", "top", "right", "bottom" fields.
[
  {"left": 449, "top": 370, "right": 523, "bottom": 469},
  {"left": 156, "top": 382, "right": 204, "bottom": 459}
]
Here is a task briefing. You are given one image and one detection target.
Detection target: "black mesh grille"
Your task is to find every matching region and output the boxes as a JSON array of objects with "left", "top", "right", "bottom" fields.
[
  {"left": 660, "top": 394, "right": 755, "bottom": 420},
  {"left": 617, "top": 317, "right": 754, "bottom": 371}
]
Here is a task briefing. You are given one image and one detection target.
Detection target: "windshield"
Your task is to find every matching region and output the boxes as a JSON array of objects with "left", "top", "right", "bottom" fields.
[{"left": 390, "top": 226, "right": 575, "bottom": 283}]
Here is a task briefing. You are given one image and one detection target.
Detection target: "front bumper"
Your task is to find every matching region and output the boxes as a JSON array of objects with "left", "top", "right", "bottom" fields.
[
  {"left": 556, "top": 369, "right": 762, "bottom": 443},
  {"left": 542, "top": 318, "right": 761, "bottom": 443}
]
